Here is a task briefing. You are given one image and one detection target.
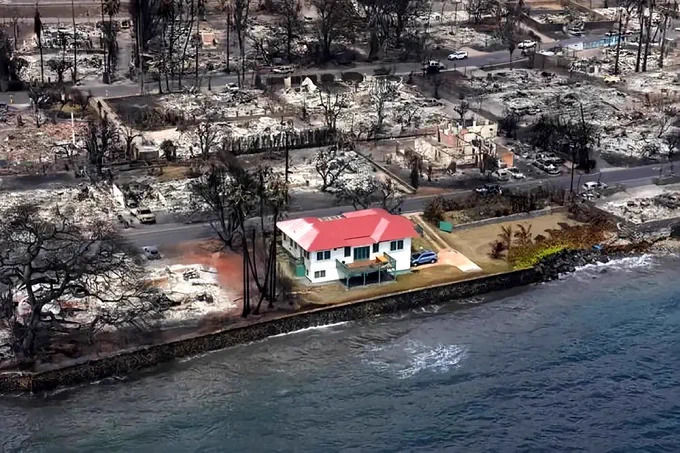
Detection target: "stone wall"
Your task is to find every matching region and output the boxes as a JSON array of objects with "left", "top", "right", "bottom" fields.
[{"left": 0, "top": 269, "right": 541, "bottom": 393}]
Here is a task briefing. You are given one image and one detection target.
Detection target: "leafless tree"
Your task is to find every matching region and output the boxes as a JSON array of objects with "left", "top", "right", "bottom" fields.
[
  {"left": 370, "top": 77, "right": 396, "bottom": 136},
  {"left": 85, "top": 117, "right": 120, "bottom": 176},
  {"left": 191, "top": 121, "right": 221, "bottom": 159},
  {"left": 47, "top": 59, "right": 73, "bottom": 85},
  {"left": 334, "top": 175, "right": 379, "bottom": 209},
  {"left": 318, "top": 86, "right": 346, "bottom": 131},
  {"left": 119, "top": 121, "right": 143, "bottom": 160},
  {"left": 454, "top": 100, "right": 470, "bottom": 124},
  {"left": 656, "top": 104, "right": 678, "bottom": 138},
  {"left": 0, "top": 204, "right": 165, "bottom": 361},
  {"left": 393, "top": 103, "right": 422, "bottom": 132},
  {"left": 312, "top": 0, "right": 357, "bottom": 62},
  {"left": 314, "top": 142, "right": 355, "bottom": 191},
  {"left": 391, "top": 0, "right": 428, "bottom": 45},
  {"left": 275, "top": 0, "right": 303, "bottom": 62},
  {"left": 191, "top": 163, "right": 241, "bottom": 249},
  {"left": 376, "top": 178, "right": 404, "bottom": 213},
  {"left": 466, "top": 0, "right": 493, "bottom": 24},
  {"left": 233, "top": 0, "right": 252, "bottom": 86}
]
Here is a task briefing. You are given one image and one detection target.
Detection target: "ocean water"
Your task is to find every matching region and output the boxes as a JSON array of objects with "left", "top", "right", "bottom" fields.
[{"left": 2, "top": 254, "right": 680, "bottom": 452}]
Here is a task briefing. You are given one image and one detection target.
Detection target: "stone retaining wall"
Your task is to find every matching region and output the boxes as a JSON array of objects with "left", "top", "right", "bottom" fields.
[
  {"left": 452, "top": 206, "right": 569, "bottom": 231},
  {"left": 0, "top": 268, "right": 541, "bottom": 393}
]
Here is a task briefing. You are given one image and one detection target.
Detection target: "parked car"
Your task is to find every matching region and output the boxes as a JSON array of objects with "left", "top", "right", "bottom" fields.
[
  {"left": 272, "top": 65, "right": 294, "bottom": 74},
  {"left": 491, "top": 169, "right": 511, "bottom": 181},
  {"left": 518, "top": 40, "right": 537, "bottom": 49},
  {"left": 544, "top": 164, "right": 561, "bottom": 175},
  {"left": 583, "top": 181, "right": 608, "bottom": 192},
  {"left": 507, "top": 167, "right": 526, "bottom": 179},
  {"left": 142, "top": 246, "right": 161, "bottom": 260},
  {"left": 411, "top": 250, "right": 438, "bottom": 266},
  {"left": 423, "top": 60, "right": 446, "bottom": 73},
  {"left": 224, "top": 82, "right": 239, "bottom": 92},
  {"left": 447, "top": 50, "right": 468, "bottom": 60},
  {"left": 604, "top": 75, "right": 621, "bottom": 84},
  {"left": 133, "top": 207, "right": 157, "bottom": 224},
  {"left": 475, "top": 183, "right": 503, "bottom": 196}
]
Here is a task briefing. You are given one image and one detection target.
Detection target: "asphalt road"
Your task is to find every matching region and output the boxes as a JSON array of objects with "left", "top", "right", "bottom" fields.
[
  {"left": 0, "top": 34, "right": 586, "bottom": 104},
  {"left": 122, "top": 163, "right": 665, "bottom": 249}
]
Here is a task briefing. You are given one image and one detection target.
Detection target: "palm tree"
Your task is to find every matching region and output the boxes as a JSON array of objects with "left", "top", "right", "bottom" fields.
[
  {"left": 34, "top": 8, "right": 44, "bottom": 84},
  {"left": 498, "top": 225, "right": 513, "bottom": 251},
  {"left": 158, "top": 0, "right": 175, "bottom": 92},
  {"left": 514, "top": 224, "right": 533, "bottom": 247},
  {"left": 102, "top": 0, "right": 121, "bottom": 82}
]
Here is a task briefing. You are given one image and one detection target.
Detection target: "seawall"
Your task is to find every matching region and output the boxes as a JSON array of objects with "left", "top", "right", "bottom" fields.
[{"left": 0, "top": 268, "right": 541, "bottom": 393}]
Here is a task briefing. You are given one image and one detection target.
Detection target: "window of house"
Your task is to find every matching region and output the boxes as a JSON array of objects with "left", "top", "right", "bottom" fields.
[
  {"left": 372, "top": 243, "right": 379, "bottom": 253},
  {"left": 354, "top": 246, "right": 370, "bottom": 261},
  {"left": 314, "top": 270, "right": 326, "bottom": 279},
  {"left": 344, "top": 246, "right": 351, "bottom": 257},
  {"left": 316, "top": 250, "right": 331, "bottom": 260},
  {"left": 390, "top": 240, "right": 404, "bottom": 251},
  {"left": 304, "top": 251, "right": 310, "bottom": 259}
]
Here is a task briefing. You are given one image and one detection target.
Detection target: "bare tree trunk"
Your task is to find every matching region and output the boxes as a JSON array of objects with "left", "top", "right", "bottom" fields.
[
  {"left": 642, "top": 0, "right": 654, "bottom": 72},
  {"left": 137, "top": 7, "right": 144, "bottom": 94},
  {"left": 614, "top": 12, "right": 623, "bottom": 75},
  {"left": 226, "top": 11, "right": 231, "bottom": 73},
  {"left": 72, "top": 0, "right": 78, "bottom": 83},
  {"left": 659, "top": 14, "right": 669, "bottom": 68}
]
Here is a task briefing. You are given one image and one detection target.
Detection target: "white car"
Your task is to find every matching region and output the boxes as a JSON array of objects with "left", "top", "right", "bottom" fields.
[
  {"left": 518, "top": 40, "right": 537, "bottom": 49},
  {"left": 448, "top": 50, "right": 468, "bottom": 60},
  {"left": 583, "top": 181, "right": 608, "bottom": 192},
  {"left": 507, "top": 167, "right": 526, "bottom": 179},
  {"left": 272, "top": 65, "right": 294, "bottom": 74},
  {"left": 491, "top": 169, "right": 511, "bottom": 181},
  {"left": 224, "top": 82, "right": 239, "bottom": 92}
]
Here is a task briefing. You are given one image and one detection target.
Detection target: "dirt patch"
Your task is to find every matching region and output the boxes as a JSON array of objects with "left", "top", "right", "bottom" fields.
[{"left": 438, "top": 212, "right": 582, "bottom": 273}]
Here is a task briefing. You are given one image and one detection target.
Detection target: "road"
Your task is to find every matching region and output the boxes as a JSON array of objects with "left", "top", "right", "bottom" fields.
[
  {"left": 122, "top": 163, "right": 665, "bottom": 248},
  {"left": 0, "top": 34, "right": 586, "bottom": 104}
]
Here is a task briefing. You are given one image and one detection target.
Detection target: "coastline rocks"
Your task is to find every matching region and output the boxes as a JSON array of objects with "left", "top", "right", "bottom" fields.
[{"left": 534, "top": 249, "right": 611, "bottom": 281}]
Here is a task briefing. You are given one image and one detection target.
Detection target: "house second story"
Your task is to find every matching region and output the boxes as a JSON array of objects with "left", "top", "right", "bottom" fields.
[{"left": 277, "top": 208, "right": 418, "bottom": 283}]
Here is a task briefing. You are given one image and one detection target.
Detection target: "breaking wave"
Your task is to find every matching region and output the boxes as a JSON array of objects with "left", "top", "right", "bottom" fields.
[
  {"left": 364, "top": 340, "right": 466, "bottom": 379},
  {"left": 574, "top": 254, "right": 655, "bottom": 273},
  {"left": 268, "top": 321, "right": 349, "bottom": 338}
]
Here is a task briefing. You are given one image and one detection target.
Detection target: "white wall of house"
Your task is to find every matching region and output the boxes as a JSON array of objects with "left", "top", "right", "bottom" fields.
[{"left": 295, "top": 238, "right": 413, "bottom": 284}]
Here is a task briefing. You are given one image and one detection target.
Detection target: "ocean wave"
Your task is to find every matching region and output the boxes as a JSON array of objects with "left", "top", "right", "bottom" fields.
[
  {"left": 565, "top": 254, "right": 657, "bottom": 279},
  {"left": 267, "top": 321, "right": 349, "bottom": 339},
  {"left": 364, "top": 340, "right": 466, "bottom": 379}
]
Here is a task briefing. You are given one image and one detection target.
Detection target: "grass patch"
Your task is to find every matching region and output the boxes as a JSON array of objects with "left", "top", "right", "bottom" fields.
[{"left": 511, "top": 244, "right": 567, "bottom": 269}]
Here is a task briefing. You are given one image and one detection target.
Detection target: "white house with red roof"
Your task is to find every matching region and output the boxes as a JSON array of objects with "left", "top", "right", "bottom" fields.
[{"left": 277, "top": 208, "right": 418, "bottom": 284}]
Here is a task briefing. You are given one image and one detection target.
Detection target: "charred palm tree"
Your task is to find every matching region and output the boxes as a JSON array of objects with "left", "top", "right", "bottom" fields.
[{"left": 33, "top": 9, "right": 44, "bottom": 84}]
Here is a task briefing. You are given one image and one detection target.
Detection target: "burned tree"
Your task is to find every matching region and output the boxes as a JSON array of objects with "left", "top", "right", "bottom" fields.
[
  {"left": 34, "top": 8, "right": 44, "bottom": 84},
  {"left": 191, "top": 163, "right": 241, "bottom": 249},
  {"left": 275, "top": 0, "right": 303, "bottom": 62},
  {"left": 312, "top": 0, "right": 357, "bottom": 62},
  {"left": 0, "top": 204, "right": 164, "bottom": 361},
  {"left": 370, "top": 77, "right": 397, "bottom": 136},
  {"left": 314, "top": 141, "right": 356, "bottom": 191},
  {"left": 47, "top": 59, "right": 73, "bottom": 85},
  {"left": 232, "top": 0, "right": 252, "bottom": 86},
  {"left": 318, "top": 86, "right": 347, "bottom": 131},
  {"left": 85, "top": 117, "right": 120, "bottom": 176},
  {"left": 119, "top": 121, "right": 143, "bottom": 160},
  {"left": 190, "top": 121, "right": 221, "bottom": 159},
  {"left": 496, "top": 3, "right": 522, "bottom": 68}
]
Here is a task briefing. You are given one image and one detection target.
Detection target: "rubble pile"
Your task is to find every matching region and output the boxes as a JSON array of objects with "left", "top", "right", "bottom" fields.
[
  {"left": 1, "top": 184, "right": 117, "bottom": 224},
  {"left": 157, "top": 89, "right": 272, "bottom": 121},
  {"left": 534, "top": 10, "right": 589, "bottom": 25},
  {"left": 278, "top": 77, "right": 449, "bottom": 136},
  {"left": 468, "top": 69, "right": 677, "bottom": 161},
  {"left": 429, "top": 25, "right": 498, "bottom": 50},
  {"left": 0, "top": 120, "right": 87, "bottom": 174},
  {"left": 19, "top": 54, "right": 104, "bottom": 82},
  {"left": 120, "top": 177, "right": 203, "bottom": 215},
  {"left": 148, "top": 264, "right": 237, "bottom": 322},
  {"left": 604, "top": 192, "right": 680, "bottom": 224}
]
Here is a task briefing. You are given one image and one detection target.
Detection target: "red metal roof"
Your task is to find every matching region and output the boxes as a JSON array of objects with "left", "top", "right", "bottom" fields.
[{"left": 277, "top": 208, "right": 417, "bottom": 252}]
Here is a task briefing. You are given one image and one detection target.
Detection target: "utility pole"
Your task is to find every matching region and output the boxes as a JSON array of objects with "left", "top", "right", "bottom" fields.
[{"left": 71, "top": 0, "right": 77, "bottom": 84}]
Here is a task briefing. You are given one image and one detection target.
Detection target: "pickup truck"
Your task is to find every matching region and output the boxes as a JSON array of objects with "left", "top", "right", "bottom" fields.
[{"left": 133, "top": 207, "right": 157, "bottom": 224}]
